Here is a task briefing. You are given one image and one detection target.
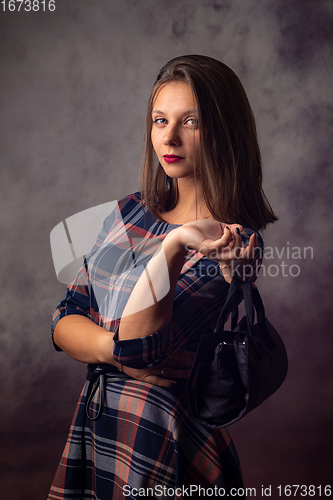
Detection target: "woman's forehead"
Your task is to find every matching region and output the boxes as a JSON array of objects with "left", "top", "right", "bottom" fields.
[{"left": 152, "top": 82, "right": 197, "bottom": 111}]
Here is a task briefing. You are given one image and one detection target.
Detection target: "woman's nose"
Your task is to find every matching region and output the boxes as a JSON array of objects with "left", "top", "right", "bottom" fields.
[{"left": 163, "top": 125, "right": 182, "bottom": 146}]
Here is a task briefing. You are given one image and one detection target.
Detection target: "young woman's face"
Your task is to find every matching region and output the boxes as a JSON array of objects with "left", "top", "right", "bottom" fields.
[{"left": 151, "top": 82, "right": 200, "bottom": 181}]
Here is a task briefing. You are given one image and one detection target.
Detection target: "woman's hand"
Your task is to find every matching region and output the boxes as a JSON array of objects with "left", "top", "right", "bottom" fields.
[
  {"left": 174, "top": 220, "right": 258, "bottom": 283},
  {"left": 120, "top": 349, "right": 196, "bottom": 388}
]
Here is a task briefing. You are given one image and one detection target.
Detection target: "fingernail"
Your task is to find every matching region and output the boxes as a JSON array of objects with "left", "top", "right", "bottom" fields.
[{"left": 236, "top": 227, "right": 241, "bottom": 235}]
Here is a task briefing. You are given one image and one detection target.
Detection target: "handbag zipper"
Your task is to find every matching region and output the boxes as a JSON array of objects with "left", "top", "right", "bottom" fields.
[{"left": 219, "top": 341, "right": 246, "bottom": 346}]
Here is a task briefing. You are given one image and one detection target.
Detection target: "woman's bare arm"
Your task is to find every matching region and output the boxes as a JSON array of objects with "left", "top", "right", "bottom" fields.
[
  {"left": 118, "top": 221, "right": 255, "bottom": 340},
  {"left": 53, "top": 314, "right": 194, "bottom": 387},
  {"left": 53, "top": 315, "right": 115, "bottom": 365}
]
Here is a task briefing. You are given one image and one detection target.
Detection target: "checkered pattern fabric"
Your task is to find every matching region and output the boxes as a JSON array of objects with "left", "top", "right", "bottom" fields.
[{"left": 48, "top": 192, "right": 263, "bottom": 500}]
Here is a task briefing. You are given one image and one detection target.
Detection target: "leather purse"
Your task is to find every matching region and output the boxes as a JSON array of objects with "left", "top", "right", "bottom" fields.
[{"left": 187, "top": 277, "right": 288, "bottom": 428}]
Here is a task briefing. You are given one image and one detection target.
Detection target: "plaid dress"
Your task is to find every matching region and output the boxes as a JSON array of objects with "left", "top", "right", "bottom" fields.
[{"left": 48, "top": 192, "right": 263, "bottom": 500}]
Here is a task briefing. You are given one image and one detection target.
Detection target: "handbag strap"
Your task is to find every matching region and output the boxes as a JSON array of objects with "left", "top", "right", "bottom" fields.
[
  {"left": 214, "top": 277, "right": 266, "bottom": 335},
  {"left": 214, "top": 277, "right": 243, "bottom": 332},
  {"left": 242, "top": 281, "right": 255, "bottom": 332},
  {"left": 248, "top": 285, "right": 266, "bottom": 326}
]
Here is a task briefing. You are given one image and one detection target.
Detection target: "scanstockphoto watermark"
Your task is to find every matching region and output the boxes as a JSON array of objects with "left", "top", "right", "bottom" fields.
[
  {"left": 258, "top": 241, "right": 314, "bottom": 278},
  {"left": 188, "top": 241, "right": 314, "bottom": 280},
  {"left": 49, "top": 200, "right": 313, "bottom": 288},
  {"left": 123, "top": 484, "right": 256, "bottom": 497}
]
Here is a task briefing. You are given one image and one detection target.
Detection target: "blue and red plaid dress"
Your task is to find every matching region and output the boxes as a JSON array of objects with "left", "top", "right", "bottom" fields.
[{"left": 48, "top": 192, "right": 263, "bottom": 500}]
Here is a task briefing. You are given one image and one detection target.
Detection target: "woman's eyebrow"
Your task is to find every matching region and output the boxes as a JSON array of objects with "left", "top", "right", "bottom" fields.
[{"left": 152, "top": 108, "right": 198, "bottom": 115}]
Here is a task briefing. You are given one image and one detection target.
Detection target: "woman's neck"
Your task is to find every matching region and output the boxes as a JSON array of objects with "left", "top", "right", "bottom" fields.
[{"left": 160, "top": 178, "right": 212, "bottom": 225}]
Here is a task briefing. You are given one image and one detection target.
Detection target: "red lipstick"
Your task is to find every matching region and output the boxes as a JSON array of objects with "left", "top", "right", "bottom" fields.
[{"left": 163, "top": 155, "right": 184, "bottom": 163}]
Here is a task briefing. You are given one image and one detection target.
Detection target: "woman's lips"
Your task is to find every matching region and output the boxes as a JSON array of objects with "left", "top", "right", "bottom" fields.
[{"left": 163, "top": 155, "right": 184, "bottom": 163}]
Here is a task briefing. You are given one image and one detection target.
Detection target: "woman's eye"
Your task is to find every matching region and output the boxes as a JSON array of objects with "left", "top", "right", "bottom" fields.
[
  {"left": 153, "top": 118, "right": 167, "bottom": 125},
  {"left": 186, "top": 118, "right": 199, "bottom": 126}
]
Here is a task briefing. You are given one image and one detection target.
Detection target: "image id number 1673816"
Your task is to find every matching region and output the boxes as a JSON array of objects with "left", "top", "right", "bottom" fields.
[
  {"left": 1, "top": 0, "right": 55, "bottom": 11},
  {"left": 276, "top": 485, "right": 331, "bottom": 496}
]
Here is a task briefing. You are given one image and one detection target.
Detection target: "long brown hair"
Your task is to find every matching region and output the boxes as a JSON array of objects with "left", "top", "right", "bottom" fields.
[{"left": 141, "top": 55, "right": 277, "bottom": 231}]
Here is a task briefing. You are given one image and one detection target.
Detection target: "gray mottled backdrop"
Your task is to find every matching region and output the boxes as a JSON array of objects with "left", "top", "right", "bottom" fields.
[{"left": 1, "top": 1, "right": 332, "bottom": 498}]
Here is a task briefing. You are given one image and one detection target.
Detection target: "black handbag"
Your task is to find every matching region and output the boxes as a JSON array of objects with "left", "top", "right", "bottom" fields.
[{"left": 187, "top": 277, "right": 288, "bottom": 428}]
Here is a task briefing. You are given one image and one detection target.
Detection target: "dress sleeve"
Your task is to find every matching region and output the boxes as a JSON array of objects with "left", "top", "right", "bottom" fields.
[
  {"left": 51, "top": 205, "right": 119, "bottom": 350},
  {"left": 51, "top": 264, "right": 91, "bottom": 351},
  {"left": 112, "top": 227, "right": 264, "bottom": 368},
  {"left": 112, "top": 258, "right": 228, "bottom": 368}
]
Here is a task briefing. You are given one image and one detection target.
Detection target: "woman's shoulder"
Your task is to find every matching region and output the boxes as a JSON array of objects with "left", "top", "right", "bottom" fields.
[
  {"left": 118, "top": 191, "right": 142, "bottom": 210},
  {"left": 117, "top": 191, "right": 152, "bottom": 223},
  {"left": 102, "top": 191, "right": 156, "bottom": 234},
  {"left": 105, "top": 192, "right": 143, "bottom": 222}
]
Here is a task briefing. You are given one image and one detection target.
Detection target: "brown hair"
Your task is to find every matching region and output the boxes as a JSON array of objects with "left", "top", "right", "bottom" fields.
[{"left": 141, "top": 54, "right": 277, "bottom": 231}]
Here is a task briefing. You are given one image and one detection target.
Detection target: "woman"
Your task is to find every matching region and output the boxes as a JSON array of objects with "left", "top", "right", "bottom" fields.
[{"left": 48, "top": 55, "right": 277, "bottom": 499}]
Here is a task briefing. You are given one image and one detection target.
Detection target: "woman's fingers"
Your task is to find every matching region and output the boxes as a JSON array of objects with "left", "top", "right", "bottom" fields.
[
  {"left": 122, "top": 358, "right": 194, "bottom": 388},
  {"left": 205, "top": 224, "right": 242, "bottom": 261},
  {"left": 140, "top": 349, "right": 195, "bottom": 386},
  {"left": 123, "top": 366, "right": 174, "bottom": 387},
  {"left": 145, "top": 364, "right": 193, "bottom": 386},
  {"left": 178, "top": 220, "right": 259, "bottom": 283},
  {"left": 180, "top": 220, "right": 237, "bottom": 254},
  {"left": 234, "top": 233, "right": 257, "bottom": 262},
  {"left": 179, "top": 220, "right": 258, "bottom": 264},
  {"left": 184, "top": 222, "right": 258, "bottom": 275},
  {"left": 228, "top": 225, "right": 243, "bottom": 258},
  {"left": 139, "top": 374, "right": 176, "bottom": 388}
]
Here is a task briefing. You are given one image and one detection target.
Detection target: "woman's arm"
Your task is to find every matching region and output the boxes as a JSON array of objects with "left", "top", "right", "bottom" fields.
[
  {"left": 118, "top": 229, "right": 187, "bottom": 340},
  {"left": 54, "top": 314, "right": 194, "bottom": 387},
  {"left": 118, "top": 220, "right": 256, "bottom": 341},
  {"left": 52, "top": 211, "right": 257, "bottom": 375},
  {"left": 53, "top": 315, "right": 115, "bottom": 365}
]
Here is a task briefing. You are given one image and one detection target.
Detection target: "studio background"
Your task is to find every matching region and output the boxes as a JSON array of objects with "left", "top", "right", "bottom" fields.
[{"left": 1, "top": 1, "right": 332, "bottom": 499}]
